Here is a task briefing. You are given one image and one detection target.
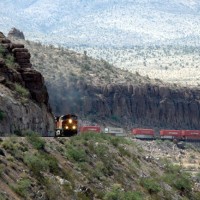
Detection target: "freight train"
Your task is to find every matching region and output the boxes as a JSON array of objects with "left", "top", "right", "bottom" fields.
[
  {"left": 77, "top": 126, "right": 200, "bottom": 142},
  {"left": 54, "top": 115, "right": 200, "bottom": 142}
]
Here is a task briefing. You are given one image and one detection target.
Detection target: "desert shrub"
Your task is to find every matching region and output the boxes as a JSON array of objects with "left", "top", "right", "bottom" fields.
[
  {"left": 12, "top": 178, "right": 31, "bottom": 197},
  {"left": 104, "top": 184, "right": 142, "bottom": 200},
  {"left": 140, "top": 178, "right": 161, "bottom": 194},
  {"left": 196, "top": 172, "right": 200, "bottom": 182},
  {"left": 2, "top": 138, "right": 18, "bottom": 152},
  {"left": 173, "top": 173, "right": 192, "bottom": 192},
  {"left": 65, "top": 144, "right": 87, "bottom": 162},
  {"left": 0, "top": 45, "right": 5, "bottom": 55},
  {"left": 63, "top": 182, "right": 74, "bottom": 196},
  {"left": 110, "top": 136, "right": 130, "bottom": 147},
  {"left": 5, "top": 54, "right": 15, "bottom": 67},
  {"left": 94, "top": 144, "right": 108, "bottom": 158},
  {"left": 118, "top": 146, "right": 131, "bottom": 157},
  {"left": 76, "top": 192, "right": 90, "bottom": 200},
  {"left": 13, "top": 129, "right": 23, "bottom": 136},
  {"left": 41, "top": 153, "right": 59, "bottom": 174},
  {"left": 0, "top": 164, "right": 4, "bottom": 177},
  {"left": 162, "top": 162, "right": 192, "bottom": 194},
  {"left": 163, "top": 172, "right": 192, "bottom": 193},
  {"left": 24, "top": 153, "right": 49, "bottom": 176},
  {"left": 24, "top": 152, "right": 59, "bottom": 176},
  {"left": 44, "top": 178, "right": 61, "bottom": 200},
  {"left": 164, "top": 162, "right": 181, "bottom": 174},
  {"left": 82, "top": 62, "right": 90, "bottom": 71},
  {"left": 15, "top": 83, "right": 30, "bottom": 98},
  {"left": 91, "top": 161, "right": 110, "bottom": 180},
  {"left": 123, "top": 191, "right": 142, "bottom": 200},
  {"left": 0, "top": 110, "right": 5, "bottom": 121},
  {"left": 26, "top": 131, "right": 45, "bottom": 150},
  {"left": 110, "top": 137, "right": 121, "bottom": 147}
]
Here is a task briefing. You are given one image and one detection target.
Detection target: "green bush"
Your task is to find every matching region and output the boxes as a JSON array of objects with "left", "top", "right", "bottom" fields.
[
  {"left": 24, "top": 151, "right": 59, "bottom": 176},
  {"left": 0, "top": 110, "right": 5, "bottom": 121},
  {"left": 0, "top": 164, "right": 4, "bottom": 177},
  {"left": 5, "top": 54, "right": 15, "bottom": 67},
  {"left": 173, "top": 174, "right": 192, "bottom": 192},
  {"left": 94, "top": 144, "right": 108, "bottom": 157},
  {"left": 24, "top": 153, "right": 49, "bottom": 176},
  {"left": 15, "top": 83, "right": 30, "bottom": 98},
  {"left": 26, "top": 131, "right": 45, "bottom": 150},
  {"left": 2, "top": 138, "right": 18, "bottom": 152},
  {"left": 91, "top": 161, "right": 105, "bottom": 179},
  {"left": 44, "top": 178, "right": 61, "bottom": 200},
  {"left": 65, "top": 145, "right": 87, "bottom": 162},
  {"left": 110, "top": 137, "right": 121, "bottom": 147},
  {"left": 0, "top": 45, "right": 5, "bottom": 56},
  {"left": 163, "top": 172, "right": 192, "bottom": 193},
  {"left": 140, "top": 178, "right": 161, "bottom": 194},
  {"left": 118, "top": 146, "right": 131, "bottom": 157},
  {"left": 104, "top": 184, "right": 142, "bottom": 200},
  {"left": 12, "top": 178, "right": 31, "bottom": 197},
  {"left": 162, "top": 162, "right": 192, "bottom": 194},
  {"left": 41, "top": 153, "right": 59, "bottom": 174}
]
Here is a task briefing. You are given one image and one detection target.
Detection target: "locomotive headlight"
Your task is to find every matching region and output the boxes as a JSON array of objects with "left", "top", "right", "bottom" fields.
[
  {"left": 72, "top": 125, "right": 76, "bottom": 130},
  {"left": 69, "top": 119, "right": 73, "bottom": 124},
  {"left": 65, "top": 126, "right": 69, "bottom": 129}
]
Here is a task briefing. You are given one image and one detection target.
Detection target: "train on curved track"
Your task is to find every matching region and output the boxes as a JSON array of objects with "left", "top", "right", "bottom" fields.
[{"left": 54, "top": 114, "right": 200, "bottom": 142}]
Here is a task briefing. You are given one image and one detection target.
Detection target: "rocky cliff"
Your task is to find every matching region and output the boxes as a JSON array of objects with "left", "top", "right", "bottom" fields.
[
  {"left": 0, "top": 32, "right": 54, "bottom": 135},
  {"left": 48, "top": 80, "right": 200, "bottom": 130}
]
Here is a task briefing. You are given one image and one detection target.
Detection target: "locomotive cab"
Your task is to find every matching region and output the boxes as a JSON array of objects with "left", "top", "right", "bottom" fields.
[{"left": 55, "top": 114, "right": 78, "bottom": 137}]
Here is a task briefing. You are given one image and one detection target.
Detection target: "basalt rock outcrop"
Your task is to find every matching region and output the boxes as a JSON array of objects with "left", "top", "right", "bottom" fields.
[
  {"left": 49, "top": 80, "right": 200, "bottom": 129},
  {"left": 0, "top": 32, "right": 54, "bottom": 135},
  {"left": 7, "top": 27, "right": 25, "bottom": 40}
]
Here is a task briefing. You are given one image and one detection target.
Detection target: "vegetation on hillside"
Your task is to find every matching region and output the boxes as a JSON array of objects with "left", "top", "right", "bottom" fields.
[
  {"left": 73, "top": 45, "right": 200, "bottom": 86},
  {"left": 12, "top": 39, "right": 158, "bottom": 87},
  {"left": 0, "top": 133, "right": 199, "bottom": 199}
]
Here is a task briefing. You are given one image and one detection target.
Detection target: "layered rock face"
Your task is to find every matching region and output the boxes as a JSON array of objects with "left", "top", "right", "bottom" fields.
[
  {"left": 0, "top": 32, "right": 54, "bottom": 135},
  {"left": 49, "top": 80, "right": 200, "bottom": 129}
]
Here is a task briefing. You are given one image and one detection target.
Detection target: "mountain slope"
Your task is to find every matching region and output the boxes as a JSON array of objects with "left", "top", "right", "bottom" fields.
[
  {"left": 0, "top": 134, "right": 199, "bottom": 199},
  {"left": 1, "top": 0, "right": 200, "bottom": 46}
]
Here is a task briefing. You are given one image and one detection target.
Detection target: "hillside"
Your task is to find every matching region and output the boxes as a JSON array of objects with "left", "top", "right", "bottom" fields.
[
  {"left": 72, "top": 45, "right": 200, "bottom": 86},
  {"left": 0, "top": 133, "right": 199, "bottom": 199},
  {"left": 7, "top": 37, "right": 200, "bottom": 130},
  {"left": 1, "top": 0, "right": 200, "bottom": 46}
]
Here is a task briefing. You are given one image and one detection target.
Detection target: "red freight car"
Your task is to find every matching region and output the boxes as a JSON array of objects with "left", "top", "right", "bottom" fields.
[
  {"left": 79, "top": 126, "right": 101, "bottom": 133},
  {"left": 160, "top": 130, "right": 182, "bottom": 140},
  {"left": 132, "top": 128, "right": 155, "bottom": 140},
  {"left": 182, "top": 130, "right": 200, "bottom": 140}
]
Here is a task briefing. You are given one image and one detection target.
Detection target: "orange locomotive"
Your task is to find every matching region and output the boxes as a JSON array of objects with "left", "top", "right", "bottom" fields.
[{"left": 55, "top": 114, "right": 78, "bottom": 137}]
